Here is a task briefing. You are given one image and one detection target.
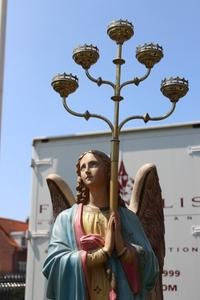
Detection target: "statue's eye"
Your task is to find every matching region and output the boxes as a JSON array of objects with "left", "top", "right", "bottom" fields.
[
  {"left": 90, "top": 161, "right": 98, "bottom": 168},
  {"left": 80, "top": 164, "right": 86, "bottom": 171}
]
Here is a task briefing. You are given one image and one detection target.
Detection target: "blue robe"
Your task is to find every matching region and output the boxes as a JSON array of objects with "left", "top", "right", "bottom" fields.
[{"left": 43, "top": 204, "right": 158, "bottom": 300}]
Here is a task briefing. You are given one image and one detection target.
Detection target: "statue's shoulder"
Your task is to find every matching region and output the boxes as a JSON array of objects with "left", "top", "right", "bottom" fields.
[{"left": 56, "top": 203, "right": 78, "bottom": 222}]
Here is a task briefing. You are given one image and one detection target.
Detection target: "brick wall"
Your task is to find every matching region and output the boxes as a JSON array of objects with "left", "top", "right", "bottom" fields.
[{"left": 0, "top": 218, "right": 28, "bottom": 273}]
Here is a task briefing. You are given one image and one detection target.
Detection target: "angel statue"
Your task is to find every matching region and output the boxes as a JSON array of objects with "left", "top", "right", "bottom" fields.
[{"left": 43, "top": 149, "right": 165, "bottom": 300}]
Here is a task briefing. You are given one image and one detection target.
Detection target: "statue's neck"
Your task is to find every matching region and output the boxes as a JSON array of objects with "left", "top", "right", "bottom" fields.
[{"left": 88, "top": 187, "right": 109, "bottom": 208}]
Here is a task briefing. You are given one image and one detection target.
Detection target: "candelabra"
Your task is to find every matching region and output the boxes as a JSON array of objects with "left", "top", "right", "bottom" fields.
[{"left": 51, "top": 19, "right": 189, "bottom": 211}]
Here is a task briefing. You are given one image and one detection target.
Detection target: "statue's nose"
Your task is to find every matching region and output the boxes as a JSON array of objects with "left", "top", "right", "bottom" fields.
[{"left": 85, "top": 166, "right": 90, "bottom": 173}]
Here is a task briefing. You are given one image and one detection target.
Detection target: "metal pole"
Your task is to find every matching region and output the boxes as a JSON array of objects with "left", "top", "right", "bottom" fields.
[{"left": 110, "top": 44, "right": 123, "bottom": 211}]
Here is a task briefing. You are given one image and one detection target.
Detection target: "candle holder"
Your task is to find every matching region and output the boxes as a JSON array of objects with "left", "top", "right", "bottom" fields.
[
  {"left": 51, "top": 73, "right": 78, "bottom": 97},
  {"left": 161, "top": 77, "right": 189, "bottom": 102},
  {"left": 72, "top": 44, "right": 99, "bottom": 69},
  {"left": 136, "top": 43, "right": 163, "bottom": 68}
]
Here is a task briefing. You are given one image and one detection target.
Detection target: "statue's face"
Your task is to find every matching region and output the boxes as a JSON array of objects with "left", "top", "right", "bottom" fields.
[{"left": 79, "top": 152, "right": 108, "bottom": 189}]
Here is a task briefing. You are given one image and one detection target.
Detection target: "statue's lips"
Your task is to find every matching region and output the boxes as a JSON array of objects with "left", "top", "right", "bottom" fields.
[{"left": 85, "top": 176, "right": 93, "bottom": 180}]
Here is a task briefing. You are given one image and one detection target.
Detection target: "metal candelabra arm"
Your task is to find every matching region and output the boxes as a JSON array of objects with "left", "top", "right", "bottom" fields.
[
  {"left": 85, "top": 69, "right": 115, "bottom": 89},
  {"left": 118, "top": 102, "right": 176, "bottom": 132},
  {"left": 120, "top": 68, "right": 151, "bottom": 90},
  {"left": 146, "top": 101, "right": 176, "bottom": 122},
  {"left": 62, "top": 97, "right": 114, "bottom": 131}
]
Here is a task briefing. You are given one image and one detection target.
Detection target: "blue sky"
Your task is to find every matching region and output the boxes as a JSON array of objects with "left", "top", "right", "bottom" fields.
[{"left": 1, "top": 0, "right": 200, "bottom": 221}]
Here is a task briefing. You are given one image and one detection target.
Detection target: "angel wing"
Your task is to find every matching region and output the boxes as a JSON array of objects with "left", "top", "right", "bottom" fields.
[
  {"left": 46, "top": 173, "right": 75, "bottom": 220},
  {"left": 129, "top": 163, "right": 165, "bottom": 300}
]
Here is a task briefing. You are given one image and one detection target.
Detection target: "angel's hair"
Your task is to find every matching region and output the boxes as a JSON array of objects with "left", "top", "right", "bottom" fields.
[{"left": 75, "top": 150, "right": 110, "bottom": 204}]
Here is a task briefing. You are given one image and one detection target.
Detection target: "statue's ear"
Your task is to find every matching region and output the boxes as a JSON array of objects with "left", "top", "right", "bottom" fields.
[{"left": 46, "top": 173, "right": 75, "bottom": 220}]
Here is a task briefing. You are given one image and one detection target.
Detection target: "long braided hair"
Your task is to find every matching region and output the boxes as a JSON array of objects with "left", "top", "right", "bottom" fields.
[{"left": 76, "top": 150, "right": 110, "bottom": 204}]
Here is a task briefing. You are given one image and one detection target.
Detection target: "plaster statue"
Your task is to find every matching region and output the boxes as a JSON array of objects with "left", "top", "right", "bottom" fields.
[{"left": 43, "top": 150, "right": 165, "bottom": 300}]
